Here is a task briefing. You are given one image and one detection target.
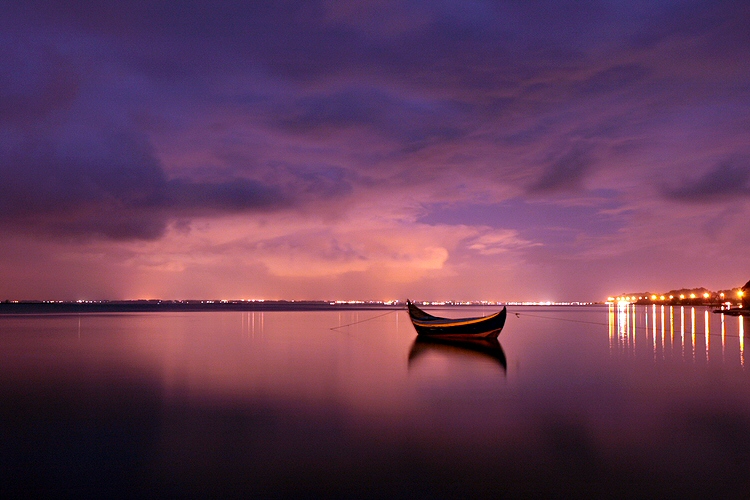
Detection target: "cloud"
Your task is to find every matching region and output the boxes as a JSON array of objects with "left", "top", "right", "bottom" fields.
[
  {"left": 577, "top": 65, "right": 650, "bottom": 97},
  {"left": 266, "top": 87, "right": 468, "bottom": 156},
  {"left": 528, "top": 148, "right": 594, "bottom": 193},
  {"left": 2, "top": 1, "right": 750, "bottom": 300},
  {"left": 0, "top": 123, "right": 293, "bottom": 240},
  {"left": 466, "top": 230, "right": 539, "bottom": 256},
  {"left": 0, "top": 41, "right": 79, "bottom": 123},
  {"left": 662, "top": 157, "right": 750, "bottom": 202},
  {"left": 166, "top": 178, "right": 287, "bottom": 213},
  {"left": 239, "top": 220, "right": 459, "bottom": 279}
]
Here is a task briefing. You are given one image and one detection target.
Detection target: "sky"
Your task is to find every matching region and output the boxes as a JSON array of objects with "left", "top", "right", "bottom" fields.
[{"left": 1, "top": 0, "right": 749, "bottom": 302}]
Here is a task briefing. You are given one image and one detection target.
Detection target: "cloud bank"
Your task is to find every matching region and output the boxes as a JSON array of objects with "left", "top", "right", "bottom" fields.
[{"left": 1, "top": 1, "right": 749, "bottom": 299}]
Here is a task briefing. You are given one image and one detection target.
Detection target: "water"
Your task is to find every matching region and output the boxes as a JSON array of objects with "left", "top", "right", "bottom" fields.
[{"left": 1, "top": 305, "right": 749, "bottom": 497}]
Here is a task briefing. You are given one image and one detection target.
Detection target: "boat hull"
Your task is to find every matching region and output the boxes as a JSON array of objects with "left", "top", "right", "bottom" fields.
[{"left": 407, "top": 301, "right": 507, "bottom": 339}]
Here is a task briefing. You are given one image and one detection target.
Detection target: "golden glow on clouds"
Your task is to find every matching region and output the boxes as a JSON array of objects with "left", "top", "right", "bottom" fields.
[
  {"left": 61, "top": 195, "right": 543, "bottom": 299},
  {"left": 111, "top": 211, "right": 486, "bottom": 282},
  {"left": 467, "top": 230, "right": 538, "bottom": 255}
]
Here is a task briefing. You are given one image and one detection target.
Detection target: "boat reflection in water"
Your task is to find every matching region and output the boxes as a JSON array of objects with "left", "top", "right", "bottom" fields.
[
  {"left": 408, "top": 336, "right": 507, "bottom": 373},
  {"left": 609, "top": 302, "right": 749, "bottom": 367}
]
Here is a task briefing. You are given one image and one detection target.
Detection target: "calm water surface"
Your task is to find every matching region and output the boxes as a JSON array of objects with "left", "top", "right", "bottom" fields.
[{"left": 2, "top": 305, "right": 749, "bottom": 497}]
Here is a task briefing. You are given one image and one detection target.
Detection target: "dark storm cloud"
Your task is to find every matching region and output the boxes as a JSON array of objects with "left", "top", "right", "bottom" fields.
[
  {"left": 529, "top": 148, "right": 594, "bottom": 193},
  {"left": 0, "top": 41, "right": 79, "bottom": 123},
  {"left": 0, "top": 127, "right": 289, "bottom": 240},
  {"left": 165, "top": 178, "right": 286, "bottom": 213},
  {"left": 271, "top": 88, "right": 467, "bottom": 152},
  {"left": 281, "top": 164, "right": 355, "bottom": 199},
  {"left": 663, "top": 157, "right": 750, "bottom": 203},
  {"left": 2, "top": 0, "right": 750, "bottom": 240},
  {"left": 6, "top": 1, "right": 749, "bottom": 90},
  {"left": 0, "top": 16, "right": 345, "bottom": 241},
  {"left": 0, "top": 47, "right": 290, "bottom": 242},
  {"left": 0, "top": 1, "right": 652, "bottom": 96}
]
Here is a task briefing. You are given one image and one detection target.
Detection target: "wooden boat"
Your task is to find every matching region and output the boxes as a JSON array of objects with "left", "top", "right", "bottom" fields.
[{"left": 406, "top": 300, "right": 507, "bottom": 339}]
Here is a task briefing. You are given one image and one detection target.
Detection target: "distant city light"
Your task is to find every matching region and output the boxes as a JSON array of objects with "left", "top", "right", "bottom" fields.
[{"left": 605, "top": 288, "right": 740, "bottom": 305}]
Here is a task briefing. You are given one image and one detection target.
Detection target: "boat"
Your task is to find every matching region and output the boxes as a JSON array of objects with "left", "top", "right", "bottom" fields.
[{"left": 406, "top": 300, "right": 507, "bottom": 339}]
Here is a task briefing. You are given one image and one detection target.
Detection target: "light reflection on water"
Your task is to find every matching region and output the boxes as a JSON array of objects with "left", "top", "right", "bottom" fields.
[
  {"left": 2, "top": 306, "right": 750, "bottom": 496},
  {"left": 609, "top": 303, "right": 748, "bottom": 367}
]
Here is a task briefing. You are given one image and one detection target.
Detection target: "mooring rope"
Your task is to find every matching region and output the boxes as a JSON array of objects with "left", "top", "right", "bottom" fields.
[
  {"left": 329, "top": 309, "right": 400, "bottom": 330},
  {"left": 329, "top": 306, "right": 746, "bottom": 340},
  {"left": 511, "top": 311, "right": 610, "bottom": 327}
]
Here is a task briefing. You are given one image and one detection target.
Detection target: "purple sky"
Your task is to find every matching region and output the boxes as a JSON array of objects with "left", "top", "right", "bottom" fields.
[{"left": 2, "top": 1, "right": 749, "bottom": 301}]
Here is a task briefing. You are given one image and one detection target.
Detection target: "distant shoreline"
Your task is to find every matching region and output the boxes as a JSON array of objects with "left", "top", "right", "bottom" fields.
[
  {"left": 0, "top": 300, "right": 398, "bottom": 314},
  {"left": 0, "top": 300, "right": 601, "bottom": 314}
]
